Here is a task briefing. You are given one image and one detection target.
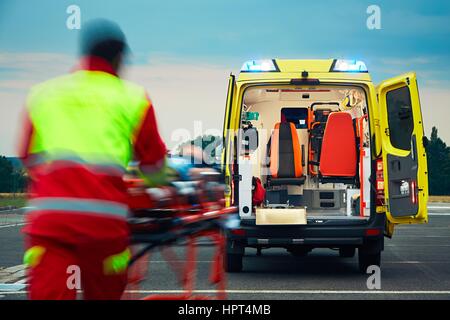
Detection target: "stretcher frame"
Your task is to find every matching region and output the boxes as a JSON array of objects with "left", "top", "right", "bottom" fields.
[{"left": 125, "top": 205, "right": 237, "bottom": 300}]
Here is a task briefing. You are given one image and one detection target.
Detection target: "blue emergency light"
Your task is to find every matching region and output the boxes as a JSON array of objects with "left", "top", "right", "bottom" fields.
[
  {"left": 331, "top": 59, "right": 368, "bottom": 72},
  {"left": 241, "top": 59, "right": 278, "bottom": 72}
]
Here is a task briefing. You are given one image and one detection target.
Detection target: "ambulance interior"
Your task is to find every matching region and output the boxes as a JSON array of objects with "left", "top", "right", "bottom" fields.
[{"left": 238, "top": 86, "right": 371, "bottom": 221}]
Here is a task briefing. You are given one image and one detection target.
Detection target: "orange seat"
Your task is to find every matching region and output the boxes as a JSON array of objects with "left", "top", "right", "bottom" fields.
[
  {"left": 319, "top": 112, "right": 357, "bottom": 180},
  {"left": 267, "top": 122, "right": 305, "bottom": 186}
]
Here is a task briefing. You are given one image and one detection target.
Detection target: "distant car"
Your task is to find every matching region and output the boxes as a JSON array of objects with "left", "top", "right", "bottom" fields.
[{"left": 221, "top": 59, "right": 429, "bottom": 273}]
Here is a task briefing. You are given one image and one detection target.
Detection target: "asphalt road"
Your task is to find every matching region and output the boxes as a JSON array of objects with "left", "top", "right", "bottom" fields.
[{"left": 1, "top": 205, "right": 450, "bottom": 300}]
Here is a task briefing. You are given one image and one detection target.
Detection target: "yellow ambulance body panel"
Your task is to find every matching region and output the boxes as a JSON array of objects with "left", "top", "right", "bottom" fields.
[{"left": 223, "top": 59, "right": 428, "bottom": 237}]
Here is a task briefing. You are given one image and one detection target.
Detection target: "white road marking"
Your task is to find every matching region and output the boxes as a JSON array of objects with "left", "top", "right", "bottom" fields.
[
  {"left": 144, "top": 260, "right": 213, "bottom": 263},
  {"left": 0, "top": 208, "right": 448, "bottom": 229},
  {"left": 0, "top": 265, "right": 27, "bottom": 285},
  {"left": 0, "top": 223, "right": 26, "bottom": 229},
  {"left": 0, "top": 284, "right": 26, "bottom": 291},
  {"left": 386, "top": 244, "right": 450, "bottom": 247},
  {"left": 427, "top": 206, "right": 450, "bottom": 209},
  {"left": 1, "top": 289, "right": 450, "bottom": 295},
  {"left": 15, "top": 278, "right": 27, "bottom": 284},
  {"left": 383, "top": 261, "right": 450, "bottom": 264},
  {"left": 394, "top": 235, "right": 450, "bottom": 237},
  {"left": 0, "top": 223, "right": 25, "bottom": 229},
  {"left": 127, "top": 289, "right": 450, "bottom": 295},
  {"left": 1, "top": 264, "right": 25, "bottom": 273}
]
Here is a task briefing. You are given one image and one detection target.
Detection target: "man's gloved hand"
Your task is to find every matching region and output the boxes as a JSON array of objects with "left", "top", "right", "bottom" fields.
[{"left": 140, "top": 158, "right": 170, "bottom": 187}]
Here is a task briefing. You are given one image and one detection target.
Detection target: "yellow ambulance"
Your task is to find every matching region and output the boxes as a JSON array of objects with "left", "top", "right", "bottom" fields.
[{"left": 222, "top": 59, "right": 428, "bottom": 272}]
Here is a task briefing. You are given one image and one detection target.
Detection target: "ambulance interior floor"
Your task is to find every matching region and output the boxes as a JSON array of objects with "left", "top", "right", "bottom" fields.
[{"left": 305, "top": 209, "right": 368, "bottom": 219}]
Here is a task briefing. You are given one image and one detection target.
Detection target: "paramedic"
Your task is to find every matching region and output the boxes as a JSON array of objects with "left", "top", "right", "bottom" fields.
[{"left": 18, "top": 19, "right": 167, "bottom": 299}]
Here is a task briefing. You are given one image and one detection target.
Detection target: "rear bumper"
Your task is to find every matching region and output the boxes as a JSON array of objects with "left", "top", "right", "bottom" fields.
[
  {"left": 247, "top": 237, "right": 364, "bottom": 246},
  {"left": 226, "top": 213, "right": 385, "bottom": 253}
]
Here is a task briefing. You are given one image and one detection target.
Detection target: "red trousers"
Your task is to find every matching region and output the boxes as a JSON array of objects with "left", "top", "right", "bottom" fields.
[{"left": 26, "top": 235, "right": 129, "bottom": 300}]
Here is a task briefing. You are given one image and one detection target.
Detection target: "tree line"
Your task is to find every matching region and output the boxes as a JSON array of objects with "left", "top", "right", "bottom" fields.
[
  {"left": 0, "top": 156, "right": 28, "bottom": 193},
  {"left": 427, "top": 127, "right": 450, "bottom": 195},
  {"left": 0, "top": 128, "right": 449, "bottom": 195}
]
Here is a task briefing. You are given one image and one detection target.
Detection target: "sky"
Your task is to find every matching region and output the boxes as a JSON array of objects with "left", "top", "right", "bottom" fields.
[{"left": 1, "top": 0, "right": 450, "bottom": 155}]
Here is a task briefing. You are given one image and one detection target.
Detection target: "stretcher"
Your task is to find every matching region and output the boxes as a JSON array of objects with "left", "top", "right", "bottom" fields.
[{"left": 124, "top": 160, "right": 237, "bottom": 300}]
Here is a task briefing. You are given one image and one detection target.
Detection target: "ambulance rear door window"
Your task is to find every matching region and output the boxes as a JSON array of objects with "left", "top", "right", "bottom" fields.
[{"left": 386, "top": 86, "right": 414, "bottom": 151}]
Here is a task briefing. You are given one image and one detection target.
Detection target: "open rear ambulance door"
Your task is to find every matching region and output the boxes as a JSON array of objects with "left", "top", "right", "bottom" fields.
[
  {"left": 222, "top": 74, "right": 236, "bottom": 206},
  {"left": 377, "top": 72, "right": 429, "bottom": 236}
]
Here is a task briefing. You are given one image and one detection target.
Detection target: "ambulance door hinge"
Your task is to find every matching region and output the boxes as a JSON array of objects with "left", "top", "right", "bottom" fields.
[{"left": 232, "top": 174, "right": 242, "bottom": 182}]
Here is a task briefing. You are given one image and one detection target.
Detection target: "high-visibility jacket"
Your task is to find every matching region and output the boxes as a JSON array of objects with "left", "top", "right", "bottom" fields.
[{"left": 19, "top": 56, "right": 167, "bottom": 241}]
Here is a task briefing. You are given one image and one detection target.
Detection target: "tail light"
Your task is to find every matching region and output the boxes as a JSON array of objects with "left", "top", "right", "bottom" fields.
[
  {"left": 375, "top": 159, "right": 385, "bottom": 206},
  {"left": 230, "top": 229, "right": 246, "bottom": 236},
  {"left": 365, "top": 228, "right": 381, "bottom": 237},
  {"left": 411, "top": 180, "right": 417, "bottom": 204}
]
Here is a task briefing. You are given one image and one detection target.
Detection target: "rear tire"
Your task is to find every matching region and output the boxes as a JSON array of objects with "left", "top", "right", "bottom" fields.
[
  {"left": 339, "top": 247, "right": 356, "bottom": 258},
  {"left": 358, "top": 250, "right": 381, "bottom": 273},
  {"left": 225, "top": 253, "right": 243, "bottom": 273}
]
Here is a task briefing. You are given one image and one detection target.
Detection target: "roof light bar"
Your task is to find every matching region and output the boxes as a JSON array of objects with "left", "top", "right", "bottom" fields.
[
  {"left": 331, "top": 59, "right": 368, "bottom": 72},
  {"left": 241, "top": 59, "right": 278, "bottom": 72}
]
